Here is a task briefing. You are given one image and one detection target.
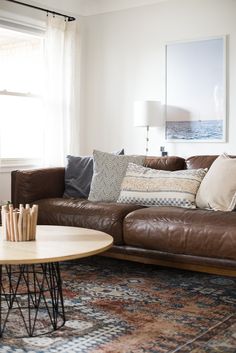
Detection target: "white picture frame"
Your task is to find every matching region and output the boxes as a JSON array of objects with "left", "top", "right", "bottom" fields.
[{"left": 165, "top": 36, "right": 227, "bottom": 142}]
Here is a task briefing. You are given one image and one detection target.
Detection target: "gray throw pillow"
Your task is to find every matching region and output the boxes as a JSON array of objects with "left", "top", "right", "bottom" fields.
[
  {"left": 64, "top": 149, "right": 124, "bottom": 199},
  {"left": 64, "top": 155, "right": 94, "bottom": 198},
  {"left": 88, "top": 150, "right": 145, "bottom": 202}
]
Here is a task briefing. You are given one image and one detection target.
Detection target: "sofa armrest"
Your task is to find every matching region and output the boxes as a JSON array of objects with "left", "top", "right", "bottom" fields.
[{"left": 11, "top": 167, "right": 65, "bottom": 207}]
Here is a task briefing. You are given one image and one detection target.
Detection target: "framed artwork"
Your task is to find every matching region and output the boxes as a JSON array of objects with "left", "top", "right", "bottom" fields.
[{"left": 165, "top": 37, "right": 226, "bottom": 142}]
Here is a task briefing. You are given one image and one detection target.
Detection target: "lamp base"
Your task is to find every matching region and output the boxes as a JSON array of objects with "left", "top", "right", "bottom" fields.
[{"left": 145, "top": 126, "right": 149, "bottom": 155}]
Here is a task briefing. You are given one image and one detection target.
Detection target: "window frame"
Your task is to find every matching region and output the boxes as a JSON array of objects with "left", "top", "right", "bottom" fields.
[{"left": 0, "top": 19, "right": 45, "bottom": 171}]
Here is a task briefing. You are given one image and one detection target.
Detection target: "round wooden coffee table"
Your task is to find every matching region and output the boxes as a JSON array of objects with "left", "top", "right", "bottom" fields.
[{"left": 0, "top": 225, "right": 113, "bottom": 337}]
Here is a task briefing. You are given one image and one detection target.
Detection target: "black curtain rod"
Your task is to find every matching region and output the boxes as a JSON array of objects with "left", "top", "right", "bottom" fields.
[{"left": 5, "top": 0, "right": 76, "bottom": 21}]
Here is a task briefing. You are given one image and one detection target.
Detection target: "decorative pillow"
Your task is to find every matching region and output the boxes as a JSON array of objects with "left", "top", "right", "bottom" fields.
[
  {"left": 88, "top": 151, "right": 145, "bottom": 202},
  {"left": 64, "top": 149, "right": 124, "bottom": 199},
  {"left": 196, "top": 153, "right": 236, "bottom": 211},
  {"left": 64, "top": 155, "right": 94, "bottom": 198},
  {"left": 117, "top": 163, "right": 207, "bottom": 209}
]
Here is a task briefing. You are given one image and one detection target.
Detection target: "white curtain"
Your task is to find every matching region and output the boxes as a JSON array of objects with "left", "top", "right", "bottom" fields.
[{"left": 43, "top": 16, "right": 79, "bottom": 167}]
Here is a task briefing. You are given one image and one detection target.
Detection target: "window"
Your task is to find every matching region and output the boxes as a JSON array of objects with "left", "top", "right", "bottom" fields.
[{"left": 0, "top": 26, "right": 45, "bottom": 165}]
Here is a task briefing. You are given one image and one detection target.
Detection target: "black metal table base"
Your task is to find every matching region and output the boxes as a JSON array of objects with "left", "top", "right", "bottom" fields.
[{"left": 0, "top": 262, "right": 65, "bottom": 337}]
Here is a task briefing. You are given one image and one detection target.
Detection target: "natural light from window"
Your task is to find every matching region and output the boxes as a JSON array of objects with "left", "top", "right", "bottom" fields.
[{"left": 0, "top": 27, "right": 44, "bottom": 161}]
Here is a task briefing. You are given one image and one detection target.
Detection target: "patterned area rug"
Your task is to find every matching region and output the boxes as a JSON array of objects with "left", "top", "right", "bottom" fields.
[{"left": 0, "top": 257, "right": 236, "bottom": 353}]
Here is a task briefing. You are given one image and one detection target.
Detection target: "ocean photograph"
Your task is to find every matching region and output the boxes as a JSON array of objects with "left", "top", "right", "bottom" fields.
[
  {"left": 166, "top": 119, "right": 223, "bottom": 141},
  {"left": 165, "top": 38, "right": 225, "bottom": 142}
]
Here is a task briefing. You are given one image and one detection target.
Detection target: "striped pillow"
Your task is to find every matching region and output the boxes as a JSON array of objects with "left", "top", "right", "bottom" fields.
[{"left": 117, "top": 163, "right": 207, "bottom": 209}]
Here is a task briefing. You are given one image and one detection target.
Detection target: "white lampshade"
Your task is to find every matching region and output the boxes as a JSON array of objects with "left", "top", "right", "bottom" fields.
[{"left": 134, "top": 100, "right": 162, "bottom": 127}]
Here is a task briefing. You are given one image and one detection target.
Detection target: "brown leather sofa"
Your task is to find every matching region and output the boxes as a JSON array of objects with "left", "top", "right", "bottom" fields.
[{"left": 11, "top": 155, "right": 236, "bottom": 276}]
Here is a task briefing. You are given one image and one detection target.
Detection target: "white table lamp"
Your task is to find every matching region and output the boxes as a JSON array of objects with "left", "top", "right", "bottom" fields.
[{"left": 134, "top": 100, "right": 162, "bottom": 155}]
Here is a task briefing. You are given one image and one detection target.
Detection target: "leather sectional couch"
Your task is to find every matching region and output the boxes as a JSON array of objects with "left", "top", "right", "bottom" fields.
[{"left": 11, "top": 155, "right": 236, "bottom": 276}]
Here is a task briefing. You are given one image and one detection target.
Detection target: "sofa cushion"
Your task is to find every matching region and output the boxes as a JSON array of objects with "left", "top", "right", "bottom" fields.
[
  {"left": 196, "top": 153, "right": 236, "bottom": 211},
  {"left": 117, "top": 163, "right": 207, "bottom": 209},
  {"left": 35, "top": 197, "right": 143, "bottom": 245},
  {"left": 123, "top": 207, "right": 236, "bottom": 261},
  {"left": 88, "top": 150, "right": 144, "bottom": 202}
]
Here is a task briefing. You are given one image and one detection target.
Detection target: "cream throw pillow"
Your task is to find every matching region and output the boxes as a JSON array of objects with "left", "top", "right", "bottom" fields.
[{"left": 196, "top": 153, "right": 236, "bottom": 211}]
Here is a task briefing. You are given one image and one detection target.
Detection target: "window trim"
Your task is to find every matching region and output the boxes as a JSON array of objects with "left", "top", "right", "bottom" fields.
[
  {"left": 0, "top": 7, "right": 46, "bottom": 34},
  {"left": 0, "top": 90, "right": 39, "bottom": 98},
  {"left": 0, "top": 158, "right": 43, "bottom": 173}
]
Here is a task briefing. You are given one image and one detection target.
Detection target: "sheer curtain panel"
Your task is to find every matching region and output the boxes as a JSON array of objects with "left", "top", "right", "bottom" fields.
[{"left": 43, "top": 16, "right": 78, "bottom": 167}]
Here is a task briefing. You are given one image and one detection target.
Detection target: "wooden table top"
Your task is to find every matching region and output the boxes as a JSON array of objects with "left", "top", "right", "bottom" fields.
[{"left": 0, "top": 225, "right": 113, "bottom": 265}]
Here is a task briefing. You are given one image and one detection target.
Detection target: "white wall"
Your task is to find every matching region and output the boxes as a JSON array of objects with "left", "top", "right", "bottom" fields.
[
  {"left": 80, "top": 0, "right": 236, "bottom": 157},
  {"left": 1, "top": 0, "right": 236, "bottom": 201}
]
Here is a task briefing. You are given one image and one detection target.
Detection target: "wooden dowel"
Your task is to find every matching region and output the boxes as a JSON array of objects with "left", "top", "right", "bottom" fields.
[
  {"left": 22, "top": 207, "right": 27, "bottom": 241},
  {"left": 18, "top": 208, "right": 23, "bottom": 241},
  {"left": 6, "top": 212, "right": 11, "bottom": 241},
  {"left": 13, "top": 211, "right": 18, "bottom": 242},
  {"left": 1, "top": 209, "right": 5, "bottom": 240},
  {"left": 27, "top": 210, "right": 30, "bottom": 241},
  {"left": 32, "top": 204, "right": 38, "bottom": 240},
  {"left": 25, "top": 204, "right": 29, "bottom": 241},
  {"left": 9, "top": 205, "right": 14, "bottom": 241},
  {"left": 1, "top": 205, "right": 8, "bottom": 240}
]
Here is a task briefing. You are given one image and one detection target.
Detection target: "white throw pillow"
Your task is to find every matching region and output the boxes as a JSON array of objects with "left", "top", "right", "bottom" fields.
[
  {"left": 117, "top": 163, "right": 207, "bottom": 209},
  {"left": 196, "top": 153, "right": 236, "bottom": 211}
]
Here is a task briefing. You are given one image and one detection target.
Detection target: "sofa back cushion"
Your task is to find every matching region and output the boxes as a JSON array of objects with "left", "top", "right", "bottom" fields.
[
  {"left": 144, "top": 156, "right": 186, "bottom": 171},
  {"left": 186, "top": 155, "right": 218, "bottom": 170}
]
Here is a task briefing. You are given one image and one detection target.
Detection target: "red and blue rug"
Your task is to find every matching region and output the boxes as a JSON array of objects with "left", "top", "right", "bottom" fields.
[{"left": 0, "top": 256, "right": 235, "bottom": 352}]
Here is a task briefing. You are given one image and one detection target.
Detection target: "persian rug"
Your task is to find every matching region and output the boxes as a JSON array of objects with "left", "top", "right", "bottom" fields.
[{"left": 0, "top": 257, "right": 235, "bottom": 353}]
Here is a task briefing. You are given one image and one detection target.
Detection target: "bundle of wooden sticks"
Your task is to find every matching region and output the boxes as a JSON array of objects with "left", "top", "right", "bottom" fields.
[{"left": 1, "top": 204, "right": 38, "bottom": 242}]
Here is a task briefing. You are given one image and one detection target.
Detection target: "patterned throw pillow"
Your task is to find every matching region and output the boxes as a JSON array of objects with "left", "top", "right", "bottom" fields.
[
  {"left": 88, "top": 151, "right": 145, "bottom": 202},
  {"left": 117, "top": 163, "right": 207, "bottom": 209}
]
